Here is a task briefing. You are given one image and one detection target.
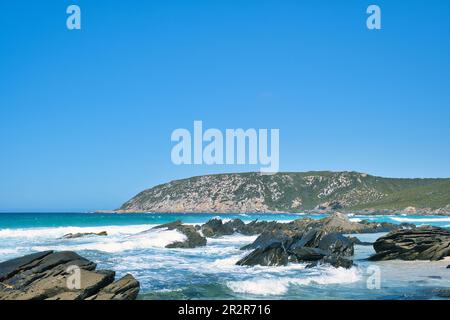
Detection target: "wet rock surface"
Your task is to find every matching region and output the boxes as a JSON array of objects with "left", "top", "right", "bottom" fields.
[
  {"left": 237, "top": 227, "right": 355, "bottom": 269},
  {"left": 201, "top": 212, "right": 413, "bottom": 269},
  {"left": 154, "top": 220, "right": 207, "bottom": 248},
  {"left": 369, "top": 226, "right": 450, "bottom": 261},
  {"left": 0, "top": 251, "right": 139, "bottom": 300},
  {"left": 62, "top": 231, "right": 108, "bottom": 239}
]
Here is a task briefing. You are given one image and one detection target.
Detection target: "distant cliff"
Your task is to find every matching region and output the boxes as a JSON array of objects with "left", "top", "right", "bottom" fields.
[{"left": 115, "top": 172, "right": 450, "bottom": 214}]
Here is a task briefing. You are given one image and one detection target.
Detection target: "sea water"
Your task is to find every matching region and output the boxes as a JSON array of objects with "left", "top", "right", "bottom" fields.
[{"left": 0, "top": 212, "right": 449, "bottom": 300}]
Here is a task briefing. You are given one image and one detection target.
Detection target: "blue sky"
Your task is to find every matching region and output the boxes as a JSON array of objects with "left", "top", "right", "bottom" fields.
[{"left": 1, "top": 0, "right": 449, "bottom": 212}]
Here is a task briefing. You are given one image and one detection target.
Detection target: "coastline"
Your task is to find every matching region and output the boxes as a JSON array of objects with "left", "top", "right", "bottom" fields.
[
  {"left": 96, "top": 209, "right": 450, "bottom": 216},
  {"left": 1, "top": 213, "right": 449, "bottom": 300}
]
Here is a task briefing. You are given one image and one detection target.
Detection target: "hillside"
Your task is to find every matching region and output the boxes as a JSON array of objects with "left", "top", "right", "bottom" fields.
[{"left": 116, "top": 172, "right": 450, "bottom": 214}]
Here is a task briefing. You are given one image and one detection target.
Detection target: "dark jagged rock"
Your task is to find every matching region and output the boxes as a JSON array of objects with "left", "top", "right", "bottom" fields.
[
  {"left": 238, "top": 227, "right": 355, "bottom": 269},
  {"left": 62, "top": 231, "right": 108, "bottom": 239},
  {"left": 0, "top": 251, "right": 139, "bottom": 300},
  {"left": 288, "top": 247, "right": 327, "bottom": 262},
  {"left": 233, "top": 212, "right": 415, "bottom": 269},
  {"left": 201, "top": 219, "right": 235, "bottom": 237},
  {"left": 153, "top": 220, "right": 207, "bottom": 248},
  {"left": 447, "top": 265, "right": 450, "bottom": 269},
  {"left": 306, "top": 255, "right": 353, "bottom": 269},
  {"left": 239, "top": 220, "right": 282, "bottom": 235},
  {"left": 369, "top": 226, "right": 450, "bottom": 261},
  {"left": 199, "top": 218, "right": 277, "bottom": 237},
  {"left": 240, "top": 228, "right": 297, "bottom": 250},
  {"left": 85, "top": 274, "right": 140, "bottom": 300},
  {"left": 236, "top": 243, "right": 289, "bottom": 266},
  {"left": 207, "top": 213, "right": 411, "bottom": 243}
]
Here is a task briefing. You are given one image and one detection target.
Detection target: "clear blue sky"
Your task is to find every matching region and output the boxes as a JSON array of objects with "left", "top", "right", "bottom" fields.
[{"left": 1, "top": 0, "right": 449, "bottom": 212}]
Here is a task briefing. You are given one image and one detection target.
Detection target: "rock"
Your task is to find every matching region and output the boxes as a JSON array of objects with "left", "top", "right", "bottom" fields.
[
  {"left": 0, "top": 251, "right": 139, "bottom": 300},
  {"left": 369, "top": 226, "right": 450, "bottom": 261},
  {"left": 201, "top": 219, "right": 234, "bottom": 237},
  {"left": 237, "top": 228, "right": 354, "bottom": 268},
  {"left": 447, "top": 265, "right": 450, "bottom": 269},
  {"left": 306, "top": 255, "right": 354, "bottom": 269},
  {"left": 201, "top": 218, "right": 282, "bottom": 238},
  {"left": 206, "top": 213, "right": 409, "bottom": 241},
  {"left": 288, "top": 247, "right": 327, "bottom": 262},
  {"left": 240, "top": 228, "right": 297, "bottom": 250},
  {"left": 316, "top": 233, "right": 354, "bottom": 256},
  {"left": 347, "top": 236, "right": 372, "bottom": 246},
  {"left": 153, "top": 220, "right": 207, "bottom": 248},
  {"left": 85, "top": 274, "right": 140, "bottom": 300},
  {"left": 236, "top": 243, "right": 289, "bottom": 266},
  {"left": 308, "top": 212, "right": 400, "bottom": 234},
  {"left": 62, "top": 231, "right": 108, "bottom": 239}
]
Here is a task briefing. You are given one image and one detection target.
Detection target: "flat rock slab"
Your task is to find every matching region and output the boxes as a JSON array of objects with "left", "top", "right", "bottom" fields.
[
  {"left": 0, "top": 251, "right": 140, "bottom": 300},
  {"left": 369, "top": 226, "right": 450, "bottom": 261}
]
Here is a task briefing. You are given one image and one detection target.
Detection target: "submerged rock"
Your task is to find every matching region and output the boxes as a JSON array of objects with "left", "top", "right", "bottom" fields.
[
  {"left": 0, "top": 251, "right": 139, "bottom": 300},
  {"left": 369, "top": 226, "right": 450, "bottom": 261},
  {"left": 153, "top": 220, "right": 207, "bottom": 248},
  {"left": 62, "top": 231, "right": 108, "bottom": 239}
]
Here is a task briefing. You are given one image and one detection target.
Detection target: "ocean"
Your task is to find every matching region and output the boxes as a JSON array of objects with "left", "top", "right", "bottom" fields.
[{"left": 0, "top": 212, "right": 449, "bottom": 300}]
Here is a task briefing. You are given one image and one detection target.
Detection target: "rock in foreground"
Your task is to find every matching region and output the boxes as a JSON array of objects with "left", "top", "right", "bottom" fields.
[
  {"left": 0, "top": 251, "right": 139, "bottom": 300},
  {"left": 369, "top": 226, "right": 450, "bottom": 261}
]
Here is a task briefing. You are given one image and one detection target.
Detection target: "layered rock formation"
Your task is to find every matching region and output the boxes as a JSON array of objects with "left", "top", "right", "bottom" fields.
[
  {"left": 369, "top": 226, "right": 450, "bottom": 261},
  {"left": 0, "top": 251, "right": 139, "bottom": 300},
  {"left": 237, "top": 229, "right": 355, "bottom": 269}
]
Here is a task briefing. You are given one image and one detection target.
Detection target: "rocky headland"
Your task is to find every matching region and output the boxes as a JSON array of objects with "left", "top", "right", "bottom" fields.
[{"left": 112, "top": 172, "right": 450, "bottom": 215}]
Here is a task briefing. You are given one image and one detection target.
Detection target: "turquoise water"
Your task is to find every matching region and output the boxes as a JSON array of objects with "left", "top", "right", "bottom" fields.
[{"left": 0, "top": 212, "right": 449, "bottom": 300}]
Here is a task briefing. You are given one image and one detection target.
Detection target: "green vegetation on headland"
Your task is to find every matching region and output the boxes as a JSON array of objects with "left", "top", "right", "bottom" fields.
[{"left": 114, "top": 171, "right": 450, "bottom": 215}]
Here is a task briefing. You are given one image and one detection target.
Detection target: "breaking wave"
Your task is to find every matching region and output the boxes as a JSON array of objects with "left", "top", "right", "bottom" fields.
[{"left": 226, "top": 267, "right": 361, "bottom": 295}]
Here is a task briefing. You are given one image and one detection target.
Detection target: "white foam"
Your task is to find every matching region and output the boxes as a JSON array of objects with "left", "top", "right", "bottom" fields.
[
  {"left": 32, "top": 228, "right": 187, "bottom": 253},
  {"left": 0, "top": 248, "right": 20, "bottom": 255},
  {"left": 227, "top": 267, "right": 361, "bottom": 295},
  {"left": 0, "top": 224, "right": 153, "bottom": 239}
]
